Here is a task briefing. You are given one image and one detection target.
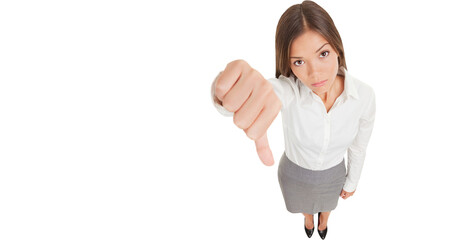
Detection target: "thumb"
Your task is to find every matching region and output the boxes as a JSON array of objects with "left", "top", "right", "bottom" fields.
[{"left": 254, "top": 132, "right": 274, "bottom": 166}]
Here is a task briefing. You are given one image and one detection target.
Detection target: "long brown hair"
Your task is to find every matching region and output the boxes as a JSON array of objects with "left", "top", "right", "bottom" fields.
[{"left": 275, "top": 0, "right": 347, "bottom": 79}]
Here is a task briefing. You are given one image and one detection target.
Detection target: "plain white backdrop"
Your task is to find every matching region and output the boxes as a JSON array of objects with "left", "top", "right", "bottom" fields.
[{"left": 1, "top": 0, "right": 448, "bottom": 239}]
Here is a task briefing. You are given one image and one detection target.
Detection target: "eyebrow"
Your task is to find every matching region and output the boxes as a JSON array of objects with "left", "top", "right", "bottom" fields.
[{"left": 290, "top": 43, "right": 329, "bottom": 59}]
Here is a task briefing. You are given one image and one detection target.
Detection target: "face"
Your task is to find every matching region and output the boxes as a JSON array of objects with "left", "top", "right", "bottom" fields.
[{"left": 289, "top": 30, "right": 340, "bottom": 95}]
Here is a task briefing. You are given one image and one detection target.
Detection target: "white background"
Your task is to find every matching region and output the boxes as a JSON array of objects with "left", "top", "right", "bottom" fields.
[{"left": 1, "top": 0, "right": 448, "bottom": 239}]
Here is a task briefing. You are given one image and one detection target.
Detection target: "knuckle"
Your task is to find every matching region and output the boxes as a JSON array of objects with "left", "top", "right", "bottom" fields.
[
  {"left": 248, "top": 68, "right": 258, "bottom": 78},
  {"left": 228, "top": 59, "right": 247, "bottom": 69},
  {"left": 214, "top": 82, "right": 226, "bottom": 97},
  {"left": 260, "top": 81, "right": 273, "bottom": 96},
  {"left": 275, "top": 96, "right": 282, "bottom": 110},
  {"left": 233, "top": 116, "right": 246, "bottom": 130},
  {"left": 222, "top": 100, "right": 235, "bottom": 113},
  {"left": 244, "top": 68, "right": 258, "bottom": 84},
  {"left": 272, "top": 93, "right": 282, "bottom": 109},
  {"left": 244, "top": 128, "right": 256, "bottom": 141},
  {"left": 245, "top": 128, "right": 262, "bottom": 141}
]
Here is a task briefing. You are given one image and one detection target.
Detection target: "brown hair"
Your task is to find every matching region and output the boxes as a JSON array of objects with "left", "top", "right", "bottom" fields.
[{"left": 275, "top": 0, "right": 347, "bottom": 79}]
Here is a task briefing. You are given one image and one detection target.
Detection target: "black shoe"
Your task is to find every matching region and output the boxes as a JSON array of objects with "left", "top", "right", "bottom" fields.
[
  {"left": 304, "top": 216, "right": 314, "bottom": 238},
  {"left": 318, "top": 212, "right": 328, "bottom": 239}
]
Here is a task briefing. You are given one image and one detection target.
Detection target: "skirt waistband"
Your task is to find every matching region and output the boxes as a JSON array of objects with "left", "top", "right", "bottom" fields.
[
  {"left": 279, "top": 152, "right": 346, "bottom": 185},
  {"left": 282, "top": 152, "right": 345, "bottom": 172}
]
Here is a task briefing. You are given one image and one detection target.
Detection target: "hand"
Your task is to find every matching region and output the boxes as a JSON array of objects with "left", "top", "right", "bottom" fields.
[
  {"left": 214, "top": 60, "right": 282, "bottom": 166},
  {"left": 340, "top": 189, "right": 356, "bottom": 200}
]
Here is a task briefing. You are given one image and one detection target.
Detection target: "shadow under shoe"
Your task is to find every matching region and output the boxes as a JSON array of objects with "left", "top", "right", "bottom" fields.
[{"left": 318, "top": 212, "right": 328, "bottom": 239}]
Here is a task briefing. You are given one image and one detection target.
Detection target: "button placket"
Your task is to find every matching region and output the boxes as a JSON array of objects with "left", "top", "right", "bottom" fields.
[
  {"left": 323, "top": 118, "right": 330, "bottom": 148},
  {"left": 317, "top": 116, "right": 331, "bottom": 168}
]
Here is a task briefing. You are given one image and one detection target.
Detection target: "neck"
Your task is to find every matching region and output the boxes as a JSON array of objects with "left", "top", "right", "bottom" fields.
[{"left": 317, "top": 75, "right": 342, "bottom": 103}]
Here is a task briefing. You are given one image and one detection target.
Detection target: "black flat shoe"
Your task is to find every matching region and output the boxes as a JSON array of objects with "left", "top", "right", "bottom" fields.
[
  {"left": 304, "top": 216, "right": 314, "bottom": 238},
  {"left": 318, "top": 212, "right": 328, "bottom": 239}
]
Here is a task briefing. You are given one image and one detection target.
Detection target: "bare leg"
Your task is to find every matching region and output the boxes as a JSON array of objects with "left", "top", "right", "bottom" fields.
[
  {"left": 318, "top": 211, "right": 331, "bottom": 231},
  {"left": 302, "top": 213, "right": 314, "bottom": 229}
]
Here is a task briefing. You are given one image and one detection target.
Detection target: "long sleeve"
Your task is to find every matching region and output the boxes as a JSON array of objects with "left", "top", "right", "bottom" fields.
[
  {"left": 211, "top": 71, "right": 295, "bottom": 117},
  {"left": 343, "top": 89, "right": 376, "bottom": 192}
]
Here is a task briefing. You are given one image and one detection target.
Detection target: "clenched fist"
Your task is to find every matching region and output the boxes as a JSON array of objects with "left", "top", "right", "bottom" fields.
[{"left": 212, "top": 59, "right": 282, "bottom": 166}]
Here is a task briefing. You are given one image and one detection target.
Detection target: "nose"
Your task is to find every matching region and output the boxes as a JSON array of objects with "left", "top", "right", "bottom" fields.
[{"left": 306, "top": 61, "right": 317, "bottom": 79}]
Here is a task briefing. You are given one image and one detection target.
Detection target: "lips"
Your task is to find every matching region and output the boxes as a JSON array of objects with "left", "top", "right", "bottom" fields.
[{"left": 312, "top": 79, "right": 327, "bottom": 86}]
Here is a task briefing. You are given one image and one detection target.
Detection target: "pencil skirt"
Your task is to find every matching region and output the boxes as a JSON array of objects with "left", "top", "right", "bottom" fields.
[{"left": 277, "top": 151, "right": 346, "bottom": 215}]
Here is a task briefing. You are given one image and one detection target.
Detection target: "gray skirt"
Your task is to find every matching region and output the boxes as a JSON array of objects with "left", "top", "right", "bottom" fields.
[{"left": 277, "top": 151, "right": 346, "bottom": 215}]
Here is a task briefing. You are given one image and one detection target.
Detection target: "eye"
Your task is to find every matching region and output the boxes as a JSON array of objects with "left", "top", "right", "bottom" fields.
[
  {"left": 293, "top": 50, "right": 330, "bottom": 66},
  {"left": 320, "top": 50, "right": 330, "bottom": 57},
  {"left": 293, "top": 60, "right": 304, "bottom": 66}
]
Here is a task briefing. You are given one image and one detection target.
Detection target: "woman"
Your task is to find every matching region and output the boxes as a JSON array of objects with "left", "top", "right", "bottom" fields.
[{"left": 211, "top": 1, "right": 376, "bottom": 239}]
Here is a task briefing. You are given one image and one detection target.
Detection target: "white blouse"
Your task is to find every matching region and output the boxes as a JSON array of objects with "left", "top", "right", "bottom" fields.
[{"left": 211, "top": 66, "right": 376, "bottom": 192}]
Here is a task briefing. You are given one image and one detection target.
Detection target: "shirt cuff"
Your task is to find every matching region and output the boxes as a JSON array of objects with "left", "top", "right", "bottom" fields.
[{"left": 343, "top": 180, "right": 357, "bottom": 193}]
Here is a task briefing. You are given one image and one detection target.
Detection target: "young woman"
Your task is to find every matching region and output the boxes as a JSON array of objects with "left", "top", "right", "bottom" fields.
[{"left": 211, "top": 1, "right": 376, "bottom": 239}]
